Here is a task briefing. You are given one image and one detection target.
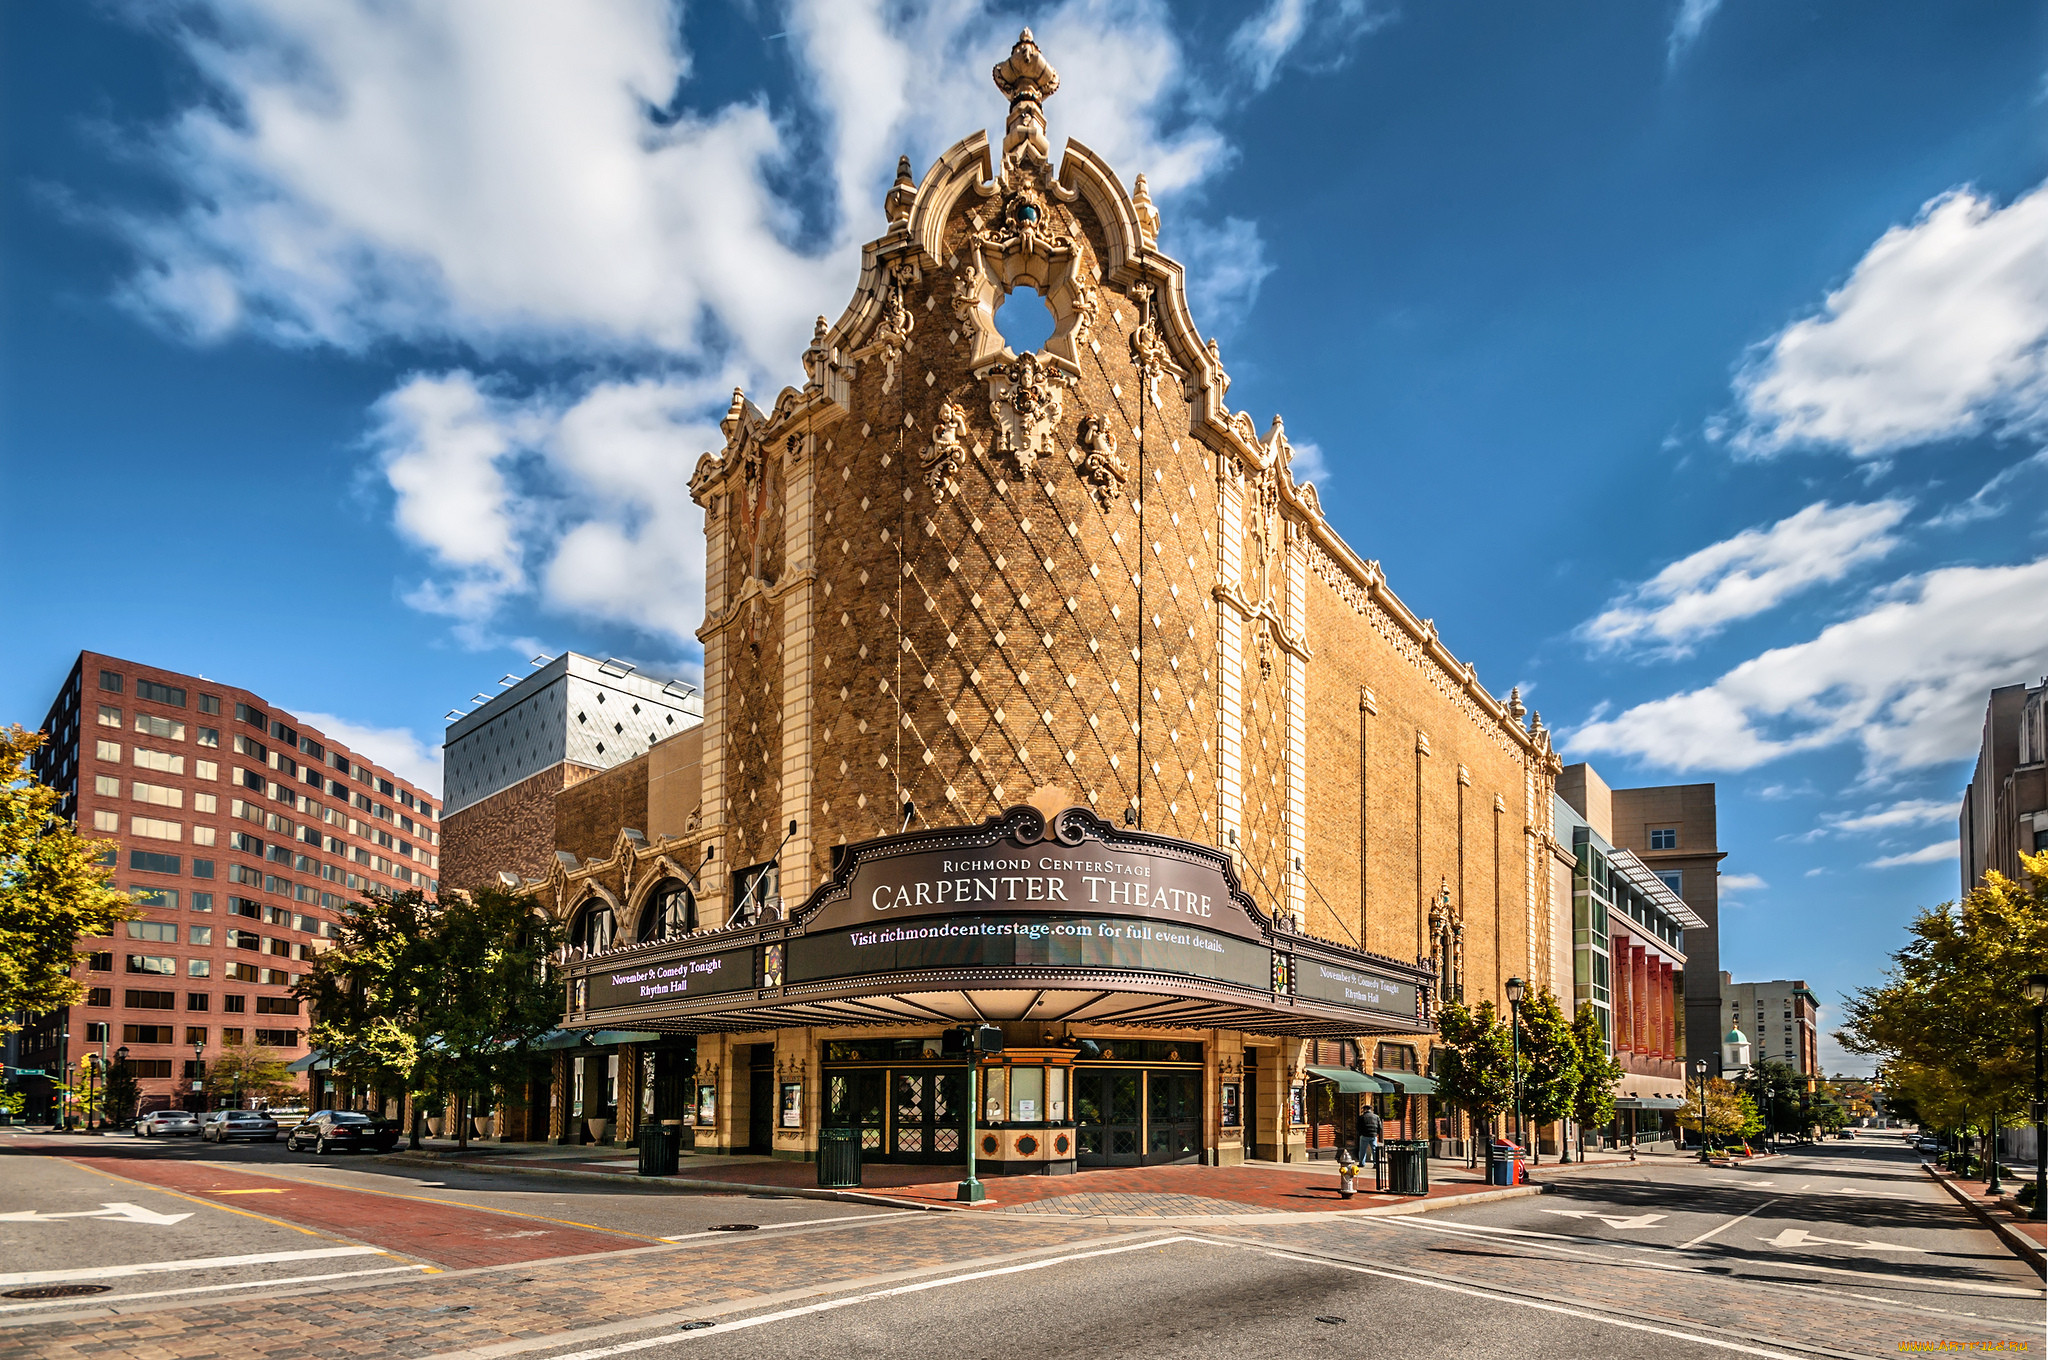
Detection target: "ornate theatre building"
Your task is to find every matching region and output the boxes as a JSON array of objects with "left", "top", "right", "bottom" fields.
[{"left": 515, "top": 34, "right": 1569, "bottom": 1171}]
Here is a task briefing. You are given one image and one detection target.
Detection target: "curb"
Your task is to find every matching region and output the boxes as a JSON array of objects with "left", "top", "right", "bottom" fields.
[
  {"left": 379, "top": 1151, "right": 954, "bottom": 1212},
  {"left": 1922, "top": 1164, "right": 2046, "bottom": 1278},
  {"left": 379, "top": 1150, "right": 1546, "bottom": 1222}
]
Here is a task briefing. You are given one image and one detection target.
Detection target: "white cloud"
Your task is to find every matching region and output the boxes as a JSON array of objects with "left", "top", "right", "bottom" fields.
[
  {"left": 1578, "top": 499, "right": 1911, "bottom": 657},
  {"left": 370, "top": 370, "right": 721, "bottom": 650},
  {"left": 1731, "top": 181, "right": 2048, "bottom": 459},
  {"left": 293, "top": 711, "right": 443, "bottom": 797},
  {"left": 1928, "top": 448, "right": 2048, "bottom": 528},
  {"left": 1666, "top": 0, "right": 1723, "bottom": 66},
  {"left": 1230, "top": 0, "right": 1391, "bottom": 92},
  {"left": 1567, "top": 556, "right": 2048, "bottom": 775},
  {"left": 1867, "top": 840, "right": 1956, "bottom": 869},
  {"left": 1170, "top": 215, "right": 1276, "bottom": 340},
  {"left": 1720, "top": 872, "right": 1768, "bottom": 892},
  {"left": 113, "top": 0, "right": 1241, "bottom": 379},
  {"left": 110, "top": 1, "right": 1302, "bottom": 651},
  {"left": 1822, "top": 798, "right": 1955, "bottom": 836},
  {"left": 1288, "top": 439, "right": 1332, "bottom": 488}
]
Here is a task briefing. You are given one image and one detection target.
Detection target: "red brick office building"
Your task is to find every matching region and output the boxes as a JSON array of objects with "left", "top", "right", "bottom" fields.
[{"left": 17, "top": 651, "right": 441, "bottom": 1119}]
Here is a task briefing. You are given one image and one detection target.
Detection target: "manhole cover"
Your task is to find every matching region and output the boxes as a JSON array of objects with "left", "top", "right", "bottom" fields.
[
  {"left": 3, "top": 1285, "right": 112, "bottom": 1300},
  {"left": 708, "top": 1223, "right": 760, "bottom": 1232}
]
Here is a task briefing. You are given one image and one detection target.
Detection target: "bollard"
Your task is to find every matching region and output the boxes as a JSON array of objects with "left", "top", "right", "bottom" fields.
[{"left": 1338, "top": 1158, "right": 1357, "bottom": 1199}]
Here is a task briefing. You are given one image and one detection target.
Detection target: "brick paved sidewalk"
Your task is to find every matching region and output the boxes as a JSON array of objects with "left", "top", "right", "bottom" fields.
[{"left": 1923, "top": 1162, "right": 2047, "bottom": 1273}]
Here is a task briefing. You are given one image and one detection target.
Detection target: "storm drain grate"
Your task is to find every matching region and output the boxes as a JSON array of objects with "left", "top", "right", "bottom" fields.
[
  {"left": 4, "top": 1285, "right": 112, "bottom": 1300},
  {"left": 708, "top": 1224, "right": 760, "bottom": 1232}
]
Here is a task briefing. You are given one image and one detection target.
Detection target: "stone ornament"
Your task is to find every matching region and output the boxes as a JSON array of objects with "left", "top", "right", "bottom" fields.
[
  {"left": 923, "top": 398, "right": 970, "bottom": 497},
  {"left": 982, "top": 350, "right": 1072, "bottom": 477},
  {"left": 1074, "top": 413, "right": 1128, "bottom": 510}
]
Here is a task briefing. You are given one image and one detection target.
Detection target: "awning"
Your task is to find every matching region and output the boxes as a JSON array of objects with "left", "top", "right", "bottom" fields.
[
  {"left": 1614, "top": 1096, "right": 1686, "bottom": 1110},
  {"left": 1376, "top": 1070, "right": 1438, "bottom": 1095},
  {"left": 1306, "top": 1066, "right": 1397, "bottom": 1094},
  {"left": 286, "top": 1051, "right": 332, "bottom": 1073},
  {"left": 531, "top": 1028, "right": 663, "bottom": 1051}
]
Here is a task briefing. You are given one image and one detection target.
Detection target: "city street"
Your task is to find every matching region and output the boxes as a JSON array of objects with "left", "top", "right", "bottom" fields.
[{"left": 2, "top": 1128, "right": 2036, "bottom": 1359}]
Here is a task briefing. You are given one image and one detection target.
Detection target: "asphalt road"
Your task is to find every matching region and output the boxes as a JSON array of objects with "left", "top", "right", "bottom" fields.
[
  {"left": 0, "top": 1123, "right": 906, "bottom": 1313},
  {"left": 4, "top": 1127, "right": 2036, "bottom": 1359}
]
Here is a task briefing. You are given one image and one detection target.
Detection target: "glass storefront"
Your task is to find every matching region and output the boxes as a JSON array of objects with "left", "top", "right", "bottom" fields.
[{"left": 823, "top": 1037, "right": 967, "bottom": 1164}]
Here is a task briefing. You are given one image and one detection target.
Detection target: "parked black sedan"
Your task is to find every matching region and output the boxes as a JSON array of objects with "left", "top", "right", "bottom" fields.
[{"left": 284, "top": 1110, "right": 400, "bottom": 1155}]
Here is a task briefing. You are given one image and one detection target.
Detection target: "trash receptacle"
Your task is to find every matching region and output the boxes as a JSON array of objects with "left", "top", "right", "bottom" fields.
[
  {"left": 818, "top": 1126, "right": 862, "bottom": 1188},
  {"left": 1385, "top": 1139, "right": 1429, "bottom": 1195},
  {"left": 1487, "top": 1140, "right": 1521, "bottom": 1186},
  {"left": 637, "top": 1122, "right": 679, "bottom": 1176}
]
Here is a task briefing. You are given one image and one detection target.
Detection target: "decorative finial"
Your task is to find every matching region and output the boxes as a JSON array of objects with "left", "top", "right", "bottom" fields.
[
  {"left": 884, "top": 155, "right": 916, "bottom": 224},
  {"left": 1507, "top": 686, "right": 1526, "bottom": 722},
  {"left": 1131, "top": 173, "right": 1160, "bottom": 248},
  {"left": 993, "top": 29, "right": 1058, "bottom": 169}
]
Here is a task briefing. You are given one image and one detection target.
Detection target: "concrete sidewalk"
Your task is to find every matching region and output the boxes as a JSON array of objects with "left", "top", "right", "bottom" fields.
[
  {"left": 1924, "top": 1161, "right": 2047, "bottom": 1276},
  {"left": 382, "top": 1139, "right": 1554, "bottom": 1221}
]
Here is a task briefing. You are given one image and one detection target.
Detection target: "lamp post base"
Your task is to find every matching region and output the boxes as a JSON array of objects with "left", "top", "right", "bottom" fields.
[{"left": 956, "top": 1178, "right": 986, "bottom": 1203}]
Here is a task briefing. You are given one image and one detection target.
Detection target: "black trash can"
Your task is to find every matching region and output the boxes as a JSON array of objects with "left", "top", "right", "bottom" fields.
[
  {"left": 637, "top": 1122, "right": 679, "bottom": 1177},
  {"left": 818, "top": 1126, "right": 862, "bottom": 1188},
  {"left": 1385, "top": 1139, "right": 1430, "bottom": 1196}
]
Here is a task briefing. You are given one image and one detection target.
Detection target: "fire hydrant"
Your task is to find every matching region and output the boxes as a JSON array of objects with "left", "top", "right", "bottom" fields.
[{"left": 1338, "top": 1157, "right": 1358, "bottom": 1199}]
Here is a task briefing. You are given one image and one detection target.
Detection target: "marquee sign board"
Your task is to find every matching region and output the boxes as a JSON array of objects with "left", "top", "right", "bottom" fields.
[{"left": 585, "top": 944, "right": 758, "bottom": 1012}]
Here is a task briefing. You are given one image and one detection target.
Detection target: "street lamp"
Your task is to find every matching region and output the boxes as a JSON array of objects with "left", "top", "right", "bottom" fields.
[
  {"left": 1504, "top": 976, "right": 1527, "bottom": 1167},
  {"left": 84, "top": 1054, "right": 100, "bottom": 1136},
  {"left": 192, "top": 1037, "right": 206, "bottom": 1113},
  {"left": 2024, "top": 972, "right": 2047, "bottom": 1221},
  {"left": 1693, "top": 1059, "right": 1710, "bottom": 1163},
  {"left": 113, "top": 1046, "right": 129, "bottom": 1130}
]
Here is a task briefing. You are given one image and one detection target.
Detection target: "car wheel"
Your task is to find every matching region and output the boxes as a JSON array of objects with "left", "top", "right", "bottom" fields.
[{"left": 316, "top": 1136, "right": 329, "bottom": 1155}]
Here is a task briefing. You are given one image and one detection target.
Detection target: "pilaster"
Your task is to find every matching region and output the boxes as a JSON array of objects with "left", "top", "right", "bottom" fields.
[
  {"left": 1283, "top": 527, "right": 1307, "bottom": 930},
  {"left": 1215, "top": 465, "right": 1245, "bottom": 860},
  {"left": 781, "top": 435, "right": 817, "bottom": 899}
]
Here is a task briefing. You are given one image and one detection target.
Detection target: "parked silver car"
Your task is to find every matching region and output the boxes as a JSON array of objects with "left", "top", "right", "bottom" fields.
[
  {"left": 136, "top": 1110, "right": 201, "bottom": 1138},
  {"left": 200, "top": 1109, "right": 279, "bottom": 1142}
]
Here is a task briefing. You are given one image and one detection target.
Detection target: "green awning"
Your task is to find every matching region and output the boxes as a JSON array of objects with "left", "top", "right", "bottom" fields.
[
  {"left": 1376, "top": 1070, "right": 1438, "bottom": 1095},
  {"left": 531, "top": 1028, "right": 663, "bottom": 1051},
  {"left": 1306, "top": 1066, "right": 1397, "bottom": 1094},
  {"left": 286, "top": 1051, "right": 332, "bottom": 1073}
]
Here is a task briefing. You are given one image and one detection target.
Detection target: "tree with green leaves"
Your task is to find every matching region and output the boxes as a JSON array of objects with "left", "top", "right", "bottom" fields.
[
  {"left": 1514, "top": 988, "right": 1580, "bottom": 1164},
  {"left": 1680, "top": 1077, "right": 1756, "bottom": 1150},
  {"left": 0, "top": 726, "right": 135, "bottom": 1030},
  {"left": 296, "top": 888, "right": 441, "bottom": 1143},
  {"left": 418, "top": 887, "right": 563, "bottom": 1150},
  {"left": 102, "top": 1060, "right": 141, "bottom": 1127},
  {"left": 209, "top": 1040, "right": 295, "bottom": 1107},
  {"left": 1435, "top": 998, "right": 1516, "bottom": 1163},
  {"left": 298, "top": 885, "right": 562, "bottom": 1150},
  {"left": 1839, "top": 852, "right": 2048, "bottom": 1156},
  {"left": 1568, "top": 1001, "right": 1624, "bottom": 1160}
]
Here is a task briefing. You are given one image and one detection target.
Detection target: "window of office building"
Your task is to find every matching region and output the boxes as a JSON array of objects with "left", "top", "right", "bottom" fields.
[
  {"left": 199, "top": 694, "right": 221, "bottom": 715},
  {"left": 1649, "top": 827, "right": 1677, "bottom": 850},
  {"left": 136, "top": 680, "right": 185, "bottom": 706},
  {"left": 96, "top": 705, "right": 121, "bottom": 728},
  {"left": 99, "top": 670, "right": 123, "bottom": 693}
]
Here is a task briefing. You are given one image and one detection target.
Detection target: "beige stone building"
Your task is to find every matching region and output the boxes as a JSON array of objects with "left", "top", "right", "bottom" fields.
[{"left": 490, "top": 35, "right": 1570, "bottom": 1173}]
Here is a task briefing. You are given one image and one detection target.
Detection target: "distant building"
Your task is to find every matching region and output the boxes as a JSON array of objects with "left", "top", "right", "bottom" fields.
[
  {"left": 21, "top": 650, "right": 441, "bottom": 1120},
  {"left": 438, "top": 653, "right": 703, "bottom": 891},
  {"left": 1556, "top": 765, "right": 1708, "bottom": 1143},
  {"left": 1959, "top": 677, "right": 2047, "bottom": 893},
  {"left": 1721, "top": 975, "right": 1820, "bottom": 1077}
]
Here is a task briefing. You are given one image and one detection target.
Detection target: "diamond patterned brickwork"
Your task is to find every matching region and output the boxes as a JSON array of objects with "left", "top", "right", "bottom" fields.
[{"left": 680, "top": 107, "right": 1569, "bottom": 1014}]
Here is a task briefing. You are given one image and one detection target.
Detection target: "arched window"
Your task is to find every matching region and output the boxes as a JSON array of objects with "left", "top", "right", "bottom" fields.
[
  {"left": 637, "top": 880, "right": 697, "bottom": 943},
  {"left": 570, "top": 900, "right": 615, "bottom": 955}
]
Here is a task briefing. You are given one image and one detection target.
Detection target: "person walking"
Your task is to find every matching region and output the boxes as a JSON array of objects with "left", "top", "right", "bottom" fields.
[{"left": 1357, "top": 1102, "right": 1384, "bottom": 1169}]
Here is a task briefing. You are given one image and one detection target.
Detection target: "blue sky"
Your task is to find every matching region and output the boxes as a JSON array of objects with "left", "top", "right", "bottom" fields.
[{"left": 5, "top": 1, "right": 2046, "bottom": 1073}]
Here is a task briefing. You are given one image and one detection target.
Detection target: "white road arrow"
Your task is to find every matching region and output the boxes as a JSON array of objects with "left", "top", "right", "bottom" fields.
[
  {"left": 1542, "top": 1210, "right": 1669, "bottom": 1229},
  {"left": 1760, "top": 1227, "right": 1925, "bottom": 1253},
  {"left": 0, "top": 1202, "right": 191, "bottom": 1226}
]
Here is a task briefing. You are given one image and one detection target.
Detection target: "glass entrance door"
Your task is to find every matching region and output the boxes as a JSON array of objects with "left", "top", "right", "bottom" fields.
[
  {"left": 1075, "top": 1069, "right": 1143, "bottom": 1166},
  {"left": 1147, "top": 1072, "right": 1201, "bottom": 1164},
  {"left": 826, "top": 1070, "right": 887, "bottom": 1155},
  {"left": 887, "top": 1070, "right": 966, "bottom": 1164}
]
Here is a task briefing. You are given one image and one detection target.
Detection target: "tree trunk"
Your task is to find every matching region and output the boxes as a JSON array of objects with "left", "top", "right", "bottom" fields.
[
  {"left": 456, "top": 1090, "right": 470, "bottom": 1151},
  {"left": 408, "top": 1091, "right": 423, "bottom": 1150}
]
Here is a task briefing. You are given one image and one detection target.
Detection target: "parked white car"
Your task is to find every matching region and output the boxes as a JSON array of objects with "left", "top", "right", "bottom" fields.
[
  {"left": 200, "top": 1109, "right": 279, "bottom": 1142},
  {"left": 136, "top": 1109, "right": 201, "bottom": 1138}
]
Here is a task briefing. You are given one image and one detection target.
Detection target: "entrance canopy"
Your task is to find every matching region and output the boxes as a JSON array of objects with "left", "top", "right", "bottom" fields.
[
  {"left": 1306, "top": 1065, "right": 1397, "bottom": 1094},
  {"left": 561, "top": 807, "right": 1434, "bottom": 1040}
]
